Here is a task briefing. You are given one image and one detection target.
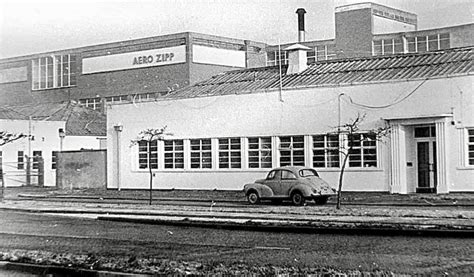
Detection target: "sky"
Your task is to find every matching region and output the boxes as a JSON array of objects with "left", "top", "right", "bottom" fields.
[{"left": 0, "top": 0, "right": 472, "bottom": 59}]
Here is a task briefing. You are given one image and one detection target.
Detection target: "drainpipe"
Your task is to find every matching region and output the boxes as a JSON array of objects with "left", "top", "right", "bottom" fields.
[{"left": 113, "top": 124, "right": 123, "bottom": 190}]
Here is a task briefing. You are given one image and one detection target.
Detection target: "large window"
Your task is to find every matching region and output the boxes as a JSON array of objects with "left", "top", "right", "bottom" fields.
[
  {"left": 190, "top": 139, "right": 212, "bottom": 169},
  {"left": 468, "top": 129, "right": 474, "bottom": 166},
  {"left": 218, "top": 138, "right": 241, "bottom": 169},
  {"left": 248, "top": 137, "right": 272, "bottom": 168},
  {"left": 164, "top": 140, "right": 184, "bottom": 169},
  {"left": 138, "top": 141, "right": 158, "bottom": 169},
  {"left": 313, "top": 134, "right": 340, "bottom": 168},
  {"left": 32, "top": 54, "right": 76, "bottom": 90},
  {"left": 279, "top": 136, "right": 305, "bottom": 166},
  {"left": 348, "top": 133, "right": 377, "bottom": 168}
]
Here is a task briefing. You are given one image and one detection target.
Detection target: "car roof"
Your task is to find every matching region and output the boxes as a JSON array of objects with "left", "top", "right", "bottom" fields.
[{"left": 272, "top": 166, "right": 313, "bottom": 173}]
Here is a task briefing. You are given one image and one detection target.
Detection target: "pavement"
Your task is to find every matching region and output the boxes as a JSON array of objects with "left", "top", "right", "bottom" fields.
[{"left": 1, "top": 187, "right": 473, "bottom": 237}]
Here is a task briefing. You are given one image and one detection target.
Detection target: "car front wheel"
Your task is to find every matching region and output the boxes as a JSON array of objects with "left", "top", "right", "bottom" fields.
[
  {"left": 247, "top": 191, "right": 260, "bottom": 205},
  {"left": 291, "top": 191, "right": 305, "bottom": 206}
]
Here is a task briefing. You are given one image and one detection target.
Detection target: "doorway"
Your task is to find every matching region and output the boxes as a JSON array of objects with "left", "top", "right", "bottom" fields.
[{"left": 415, "top": 126, "right": 437, "bottom": 193}]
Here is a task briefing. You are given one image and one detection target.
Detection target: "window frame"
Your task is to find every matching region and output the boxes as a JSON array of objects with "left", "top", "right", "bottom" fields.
[
  {"left": 248, "top": 137, "right": 272, "bottom": 169},
  {"left": 190, "top": 138, "right": 212, "bottom": 169},
  {"left": 32, "top": 54, "right": 76, "bottom": 90},
  {"left": 467, "top": 128, "right": 474, "bottom": 166},
  {"left": 218, "top": 138, "right": 242, "bottom": 169},
  {"left": 347, "top": 133, "right": 378, "bottom": 168},
  {"left": 312, "top": 134, "right": 340, "bottom": 168},
  {"left": 164, "top": 139, "right": 184, "bottom": 169},
  {"left": 138, "top": 140, "right": 158, "bottom": 169},
  {"left": 278, "top": 136, "right": 305, "bottom": 167}
]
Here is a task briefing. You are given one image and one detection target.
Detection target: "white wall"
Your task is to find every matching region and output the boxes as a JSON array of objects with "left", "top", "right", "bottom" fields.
[
  {"left": 107, "top": 75, "right": 473, "bottom": 192},
  {"left": 1, "top": 119, "right": 105, "bottom": 187}
]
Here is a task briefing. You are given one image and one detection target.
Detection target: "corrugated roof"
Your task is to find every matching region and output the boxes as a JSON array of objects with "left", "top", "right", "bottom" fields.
[
  {"left": 0, "top": 102, "right": 106, "bottom": 136},
  {"left": 165, "top": 47, "right": 472, "bottom": 100}
]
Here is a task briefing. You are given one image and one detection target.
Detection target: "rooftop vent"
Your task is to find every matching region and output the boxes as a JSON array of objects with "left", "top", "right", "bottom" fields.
[
  {"left": 284, "top": 44, "right": 311, "bottom": 75},
  {"left": 296, "top": 8, "right": 307, "bottom": 42}
]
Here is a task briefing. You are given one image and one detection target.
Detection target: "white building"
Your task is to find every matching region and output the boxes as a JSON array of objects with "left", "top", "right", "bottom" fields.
[
  {"left": 107, "top": 46, "right": 473, "bottom": 194},
  {"left": 0, "top": 102, "right": 106, "bottom": 187}
]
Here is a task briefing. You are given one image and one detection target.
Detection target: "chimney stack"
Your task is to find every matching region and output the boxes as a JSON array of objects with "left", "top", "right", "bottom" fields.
[
  {"left": 284, "top": 44, "right": 311, "bottom": 75},
  {"left": 296, "top": 8, "right": 306, "bottom": 42}
]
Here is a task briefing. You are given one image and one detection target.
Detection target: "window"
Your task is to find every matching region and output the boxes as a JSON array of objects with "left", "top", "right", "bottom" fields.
[
  {"left": 348, "top": 133, "right": 377, "bottom": 168},
  {"left": 266, "top": 50, "right": 288, "bottom": 66},
  {"left": 281, "top": 170, "right": 297, "bottom": 179},
  {"left": 164, "top": 140, "right": 184, "bottom": 169},
  {"left": 314, "top": 45, "right": 336, "bottom": 62},
  {"left": 52, "top": 151, "right": 58, "bottom": 169},
  {"left": 407, "top": 34, "right": 450, "bottom": 53},
  {"left": 373, "top": 38, "right": 403, "bottom": 56},
  {"left": 32, "top": 151, "right": 42, "bottom": 170},
  {"left": 32, "top": 54, "right": 76, "bottom": 90},
  {"left": 414, "top": 126, "right": 436, "bottom": 138},
  {"left": 17, "top": 151, "right": 24, "bottom": 169},
  {"left": 79, "top": 98, "right": 102, "bottom": 110},
  {"left": 468, "top": 129, "right": 474, "bottom": 165},
  {"left": 248, "top": 137, "right": 272, "bottom": 168},
  {"left": 279, "top": 136, "right": 305, "bottom": 166},
  {"left": 190, "top": 139, "right": 212, "bottom": 169},
  {"left": 218, "top": 138, "right": 241, "bottom": 169},
  {"left": 313, "top": 134, "right": 339, "bottom": 168},
  {"left": 138, "top": 141, "right": 158, "bottom": 169}
]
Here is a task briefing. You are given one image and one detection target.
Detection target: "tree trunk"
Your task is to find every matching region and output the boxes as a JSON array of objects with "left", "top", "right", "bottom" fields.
[
  {"left": 148, "top": 145, "right": 153, "bottom": 205},
  {"left": 336, "top": 152, "right": 350, "bottom": 209}
]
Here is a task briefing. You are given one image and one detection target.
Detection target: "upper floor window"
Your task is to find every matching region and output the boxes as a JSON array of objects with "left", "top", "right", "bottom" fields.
[
  {"left": 248, "top": 137, "right": 272, "bottom": 168},
  {"left": 266, "top": 50, "right": 288, "bottom": 66},
  {"left": 313, "top": 134, "right": 340, "bottom": 168},
  {"left": 32, "top": 54, "right": 76, "bottom": 90},
  {"left": 348, "top": 133, "right": 377, "bottom": 168},
  {"left": 372, "top": 38, "right": 403, "bottom": 56},
  {"left": 279, "top": 136, "right": 305, "bottom": 166},
  {"left": 138, "top": 141, "right": 158, "bottom": 169},
  {"left": 407, "top": 33, "right": 450, "bottom": 53},
  {"left": 468, "top": 129, "right": 474, "bottom": 166}
]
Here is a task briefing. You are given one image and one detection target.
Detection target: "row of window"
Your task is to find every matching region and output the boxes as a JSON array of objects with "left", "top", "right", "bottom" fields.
[
  {"left": 32, "top": 54, "right": 77, "bottom": 90},
  {"left": 16, "top": 151, "right": 48, "bottom": 169},
  {"left": 136, "top": 134, "right": 378, "bottom": 170},
  {"left": 266, "top": 45, "right": 337, "bottom": 66},
  {"left": 468, "top": 129, "right": 474, "bottom": 166},
  {"left": 79, "top": 93, "right": 160, "bottom": 110},
  {"left": 373, "top": 33, "right": 450, "bottom": 56}
]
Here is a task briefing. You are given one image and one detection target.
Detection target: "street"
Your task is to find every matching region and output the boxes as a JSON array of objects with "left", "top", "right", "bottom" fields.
[{"left": 0, "top": 210, "right": 473, "bottom": 275}]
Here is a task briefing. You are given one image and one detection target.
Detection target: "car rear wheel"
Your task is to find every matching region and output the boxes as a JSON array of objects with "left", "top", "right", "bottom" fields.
[
  {"left": 247, "top": 191, "right": 260, "bottom": 205},
  {"left": 291, "top": 191, "right": 305, "bottom": 206},
  {"left": 314, "top": 196, "right": 329, "bottom": 205}
]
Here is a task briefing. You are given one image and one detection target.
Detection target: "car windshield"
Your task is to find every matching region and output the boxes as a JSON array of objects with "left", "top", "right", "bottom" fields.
[{"left": 299, "top": 169, "right": 319, "bottom": 177}]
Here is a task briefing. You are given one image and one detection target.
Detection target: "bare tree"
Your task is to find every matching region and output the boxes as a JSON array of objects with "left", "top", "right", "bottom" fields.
[
  {"left": 0, "top": 131, "right": 26, "bottom": 146},
  {"left": 335, "top": 114, "right": 390, "bottom": 209},
  {"left": 130, "top": 126, "right": 172, "bottom": 205}
]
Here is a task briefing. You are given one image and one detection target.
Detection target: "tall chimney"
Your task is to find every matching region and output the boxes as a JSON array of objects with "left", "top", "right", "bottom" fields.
[{"left": 296, "top": 8, "right": 306, "bottom": 42}]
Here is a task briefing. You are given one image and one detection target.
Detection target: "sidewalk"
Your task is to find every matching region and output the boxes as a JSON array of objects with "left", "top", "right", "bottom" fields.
[{"left": 1, "top": 187, "right": 473, "bottom": 236}]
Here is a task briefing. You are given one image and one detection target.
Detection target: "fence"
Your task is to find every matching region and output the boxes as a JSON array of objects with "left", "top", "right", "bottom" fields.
[{"left": 0, "top": 156, "right": 44, "bottom": 200}]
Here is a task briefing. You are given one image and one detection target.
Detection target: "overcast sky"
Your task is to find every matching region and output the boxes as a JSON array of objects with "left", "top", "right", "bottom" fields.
[{"left": 0, "top": 0, "right": 472, "bottom": 59}]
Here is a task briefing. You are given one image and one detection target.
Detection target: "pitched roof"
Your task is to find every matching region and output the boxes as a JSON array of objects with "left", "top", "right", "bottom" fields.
[
  {"left": 165, "top": 47, "right": 472, "bottom": 99},
  {"left": 0, "top": 102, "right": 106, "bottom": 136}
]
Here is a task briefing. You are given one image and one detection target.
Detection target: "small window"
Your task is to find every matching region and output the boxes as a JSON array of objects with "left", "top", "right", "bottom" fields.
[
  {"left": 248, "top": 137, "right": 272, "bottom": 168},
  {"left": 138, "top": 140, "right": 158, "bottom": 169},
  {"left": 267, "top": 170, "right": 278, "bottom": 180},
  {"left": 52, "top": 151, "right": 58, "bottom": 169},
  {"left": 32, "top": 151, "right": 42, "bottom": 170},
  {"left": 164, "top": 140, "right": 184, "bottom": 169},
  {"left": 218, "top": 138, "right": 241, "bottom": 169},
  {"left": 190, "top": 139, "right": 212, "bottom": 169},
  {"left": 17, "top": 151, "right": 24, "bottom": 169},
  {"left": 467, "top": 129, "right": 474, "bottom": 165},
  {"left": 281, "top": 170, "right": 297, "bottom": 180},
  {"left": 414, "top": 126, "right": 436, "bottom": 138},
  {"left": 299, "top": 169, "right": 318, "bottom": 177}
]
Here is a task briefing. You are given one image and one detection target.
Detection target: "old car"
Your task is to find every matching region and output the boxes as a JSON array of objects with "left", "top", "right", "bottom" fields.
[{"left": 243, "top": 166, "right": 336, "bottom": 205}]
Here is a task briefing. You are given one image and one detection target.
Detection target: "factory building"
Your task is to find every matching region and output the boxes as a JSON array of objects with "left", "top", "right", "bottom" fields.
[{"left": 106, "top": 46, "right": 473, "bottom": 193}]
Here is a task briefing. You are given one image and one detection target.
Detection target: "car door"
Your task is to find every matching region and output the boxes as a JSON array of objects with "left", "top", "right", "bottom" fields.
[
  {"left": 280, "top": 169, "right": 298, "bottom": 196},
  {"left": 264, "top": 170, "right": 281, "bottom": 196}
]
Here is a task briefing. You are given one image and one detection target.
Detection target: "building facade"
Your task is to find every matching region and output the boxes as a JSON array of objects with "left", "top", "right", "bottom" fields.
[
  {"left": 0, "top": 102, "right": 106, "bottom": 187},
  {"left": 266, "top": 2, "right": 473, "bottom": 65},
  {"left": 106, "top": 47, "right": 473, "bottom": 193},
  {"left": 0, "top": 32, "right": 266, "bottom": 108}
]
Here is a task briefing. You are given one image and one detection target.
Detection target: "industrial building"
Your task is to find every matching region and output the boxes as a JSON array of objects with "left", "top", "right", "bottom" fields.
[
  {"left": 0, "top": 2, "right": 472, "bottom": 110},
  {"left": 106, "top": 46, "right": 473, "bottom": 194}
]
